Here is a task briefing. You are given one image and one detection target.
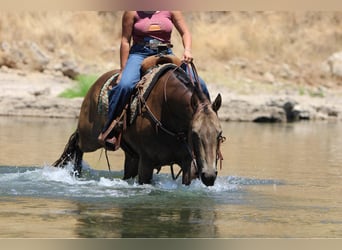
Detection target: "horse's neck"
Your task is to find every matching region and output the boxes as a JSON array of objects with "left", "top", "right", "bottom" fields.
[{"left": 160, "top": 76, "right": 194, "bottom": 131}]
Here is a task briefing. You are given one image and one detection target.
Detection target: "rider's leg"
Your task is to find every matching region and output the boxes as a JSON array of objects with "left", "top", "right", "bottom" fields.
[
  {"left": 99, "top": 44, "right": 173, "bottom": 147},
  {"left": 99, "top": 53, "right": 145, "bottom": 145}
]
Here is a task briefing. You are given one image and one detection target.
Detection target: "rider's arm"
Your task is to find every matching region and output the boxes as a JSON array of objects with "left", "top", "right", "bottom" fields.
[
  {"left": 171, "top": 11, "right": 193, "bottom": 63},
  {"left": 120, "top": 11, "right": 135, "bottom": 71}
]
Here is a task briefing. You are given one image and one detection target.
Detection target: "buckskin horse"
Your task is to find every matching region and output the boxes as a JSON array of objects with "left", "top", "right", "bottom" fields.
[{"left": 53, "top": 57, "right": 224, "bottom": 186}]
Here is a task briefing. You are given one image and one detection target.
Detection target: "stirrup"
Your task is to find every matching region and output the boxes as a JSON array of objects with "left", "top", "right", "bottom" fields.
[
  {"left": 104, "top": 135, "right": 120, "bottom": 151},
  {"left": 98, "top": 119, "right": 118, "bottom": 145}
]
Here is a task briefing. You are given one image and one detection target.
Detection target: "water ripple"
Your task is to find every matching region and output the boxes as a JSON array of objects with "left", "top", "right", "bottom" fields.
[{"left": 0, "top": 165, "right": 283, "bottom": 201}]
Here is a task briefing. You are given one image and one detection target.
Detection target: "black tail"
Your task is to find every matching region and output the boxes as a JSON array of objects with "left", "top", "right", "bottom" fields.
[{"left": 52, "top": 130, "right": 83, "bottom": 175}]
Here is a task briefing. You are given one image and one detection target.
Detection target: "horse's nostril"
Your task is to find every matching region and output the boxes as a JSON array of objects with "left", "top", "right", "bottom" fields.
[{"left": 201, "top": 172, "right": 217, "bottom": 186}]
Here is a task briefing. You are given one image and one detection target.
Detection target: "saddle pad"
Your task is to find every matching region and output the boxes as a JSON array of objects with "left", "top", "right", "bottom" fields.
[
  {"left": 96, "top": 64, "right": 181, "bottom": 123},
  {"left": 97, "top": 73, "right": 118, "bottom": 115}
]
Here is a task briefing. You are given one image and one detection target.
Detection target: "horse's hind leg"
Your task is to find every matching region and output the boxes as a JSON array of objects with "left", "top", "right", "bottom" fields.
[
  {"left": 73, "top": 147, "right": 84, "bottom": 177},
  {"left": 53, "top": 130, "right": 84, "bottom": 176}
]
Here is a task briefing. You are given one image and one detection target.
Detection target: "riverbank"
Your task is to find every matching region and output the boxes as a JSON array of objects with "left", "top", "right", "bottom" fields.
[
  {"left": 1, "top": 67, "right": 341, "bottom": 122},
  {"left": 1, "top": 12, "right": 342, "bottom": 122},
  {"left": 0, "top": 68, "right": 82, "bottom": 118}
]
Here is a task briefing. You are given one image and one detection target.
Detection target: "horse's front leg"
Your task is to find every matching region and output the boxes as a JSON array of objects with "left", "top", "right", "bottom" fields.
[
  {"left": 181, "top": 159, "right": 198, "bottom": 185},
  {"left": 138, "top": 157, "right": 154, "bottom": 185},
  {"left": 123, "top": 151, "right": 139, "bottom": 180}
]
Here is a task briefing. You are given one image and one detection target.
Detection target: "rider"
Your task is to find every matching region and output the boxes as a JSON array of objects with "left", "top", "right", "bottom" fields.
[{"left": 98, "top": 11, "right": 210, "bottom": 149}]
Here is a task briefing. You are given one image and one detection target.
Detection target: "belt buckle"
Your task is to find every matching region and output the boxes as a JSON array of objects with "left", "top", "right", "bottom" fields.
[{"left": 149, "top": 39, "right": 160, "bottom": 50}]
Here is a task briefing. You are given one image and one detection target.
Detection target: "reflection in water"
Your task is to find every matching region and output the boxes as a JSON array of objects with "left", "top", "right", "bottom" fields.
[
  {"left": 75, "top": 198, "right": 218, "bottom": 238},
  {"left": 1, "top": 195, "right": 218, "bottom": 238}
]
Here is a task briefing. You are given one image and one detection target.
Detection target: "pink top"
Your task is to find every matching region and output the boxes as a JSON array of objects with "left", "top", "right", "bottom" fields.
[{"left": 133, "top": 11, "right": 173, "bottom": 44}]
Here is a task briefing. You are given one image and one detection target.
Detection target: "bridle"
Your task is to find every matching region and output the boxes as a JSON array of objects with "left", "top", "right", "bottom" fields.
[
  {"left": 136, "top": 61, "right": 225, "bottom": 181},
  {"left": 216, "top": 131, "right": 226, "bottom": 171}
]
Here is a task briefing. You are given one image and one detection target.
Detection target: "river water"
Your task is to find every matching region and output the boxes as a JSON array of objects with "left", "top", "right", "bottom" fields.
[{"left": 0, "top": 116, "right": 341, "bottom": 238}]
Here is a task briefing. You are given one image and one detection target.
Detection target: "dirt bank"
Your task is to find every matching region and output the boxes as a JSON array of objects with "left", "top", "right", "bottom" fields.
[
  {"left": 1, "top": 12, "right": 342, "bottom": 122},
  {"left": 0, "top": 68, "right": 82, "bottom": 118},
  {"left": 1, "top": 67, "right": 341, "bottom": 122}
]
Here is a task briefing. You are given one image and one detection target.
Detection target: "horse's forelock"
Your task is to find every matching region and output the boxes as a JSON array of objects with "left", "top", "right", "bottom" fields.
[
  {"left": 203, "top": 104, "right": 210, "bottom": 115},
  {"left": 195, "top": 101, "right": 212, "bottom": 115}
]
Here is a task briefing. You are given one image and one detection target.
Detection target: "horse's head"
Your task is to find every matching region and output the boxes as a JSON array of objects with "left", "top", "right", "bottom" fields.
[{"left": 191, "top": 93, "right": 223, "bottom": 186}]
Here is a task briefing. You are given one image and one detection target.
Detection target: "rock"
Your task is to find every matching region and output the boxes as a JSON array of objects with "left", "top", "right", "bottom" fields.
[
  {"left": 293, "top": 104, "right": 312, "bottom": 120},
  {"left": 217, "top": 91, "right": 342, "bottom": 123},
  {"left": 279, "top": 63, "right": 297, "bottom": 79},
  {"left": 283, "top": 101, "right": 300, "bottom": 122},
  {"left": 220, "top": 98, "right": 287, "bottom": 123},
  {"left": 0, "top": 41, "right": 50, "bottom": 72},
  {"left": 28, "top": 42, "right": 50, "bottom": 71},
  {"left": 61, "top": 60, "right": 80, "bottom": 79},
  {"left": 316, "top": 106, "right": 339, "bottom": 118},
  {"left": 264, "top": 72, "right": 275, "bottom": 83},
  {"left": 0, "top": 41, "right": 25, "bottom": 68},
  {"left": 320, "top": 61, "right": 331, "bottom": 75},
  {"left": 252, "top": 105, "right": 286, "bottom": 123},
  {"left": 326, "top": 51, "right": 342, "bottom": 77}
]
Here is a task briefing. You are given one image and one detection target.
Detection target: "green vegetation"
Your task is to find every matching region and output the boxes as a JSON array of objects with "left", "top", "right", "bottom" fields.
[{"left": 59, "top": 74, "right": 98, "bottom": 98}]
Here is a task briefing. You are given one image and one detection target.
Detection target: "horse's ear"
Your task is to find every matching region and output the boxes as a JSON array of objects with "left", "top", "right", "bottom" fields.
[{"left": 212, "top": 93, "right": 222, "bottom": 112}]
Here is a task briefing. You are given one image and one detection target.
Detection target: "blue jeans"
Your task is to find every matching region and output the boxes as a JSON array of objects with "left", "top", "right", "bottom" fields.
[{"left": 103, "top": 44, "right": 210, "bottom": 132}]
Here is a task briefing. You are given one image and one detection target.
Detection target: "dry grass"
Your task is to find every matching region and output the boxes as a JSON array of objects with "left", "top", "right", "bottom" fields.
[
  {"left": 1, "top": 11, "right": 342, "bottom": 89},
  {"left": 188, "top": 12, "right": 342, "bottom": 65},
  {"left": 0, "top": 11, "right": 121, "bottom": 63}
]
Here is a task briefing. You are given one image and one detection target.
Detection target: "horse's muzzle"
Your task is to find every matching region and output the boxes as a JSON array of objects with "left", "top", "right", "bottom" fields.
[{"left": 201, "top": 171, "right": 217, "bottom": 186}]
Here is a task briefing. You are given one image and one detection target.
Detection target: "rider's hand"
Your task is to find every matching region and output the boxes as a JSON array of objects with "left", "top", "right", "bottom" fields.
[{"left": 183, "top": 49, "right": 193, "bottom": 63}]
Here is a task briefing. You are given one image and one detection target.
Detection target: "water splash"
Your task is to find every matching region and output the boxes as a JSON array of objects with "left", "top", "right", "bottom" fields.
[{"left": 0, "top": 165, "right": 283, "bottom": 201}]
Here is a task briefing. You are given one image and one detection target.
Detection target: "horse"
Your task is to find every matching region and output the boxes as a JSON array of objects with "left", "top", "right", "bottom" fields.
[{"left": 53, "top": 59, "right": 224, "bottom": 186}]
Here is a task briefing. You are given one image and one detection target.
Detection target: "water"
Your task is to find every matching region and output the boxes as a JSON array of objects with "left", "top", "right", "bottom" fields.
[{"left": 0, "top": 116, "right": 342, "bottom": 238}]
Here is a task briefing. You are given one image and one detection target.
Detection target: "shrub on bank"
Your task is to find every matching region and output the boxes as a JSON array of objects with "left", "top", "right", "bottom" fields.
[{"left": 59, "top": 74, "right": 98, "bottom": 98}]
